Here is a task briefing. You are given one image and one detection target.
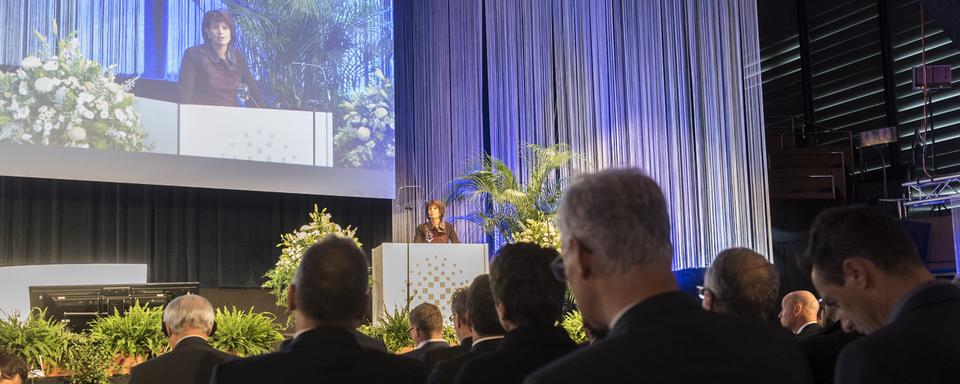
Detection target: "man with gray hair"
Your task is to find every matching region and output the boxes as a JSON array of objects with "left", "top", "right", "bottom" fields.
[
  {"left": 526, "top": 168, "right": 811, "bottom": 384},
  {"left": 129, "top": 294, "right": 234, "bottom": 384},
  {"left": 701, "top": 247, "right": 780, "bottom": 321}
]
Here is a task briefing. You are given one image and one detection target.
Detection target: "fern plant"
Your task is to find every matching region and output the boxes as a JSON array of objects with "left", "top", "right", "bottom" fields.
[
  {"left": 61, "top": 333, "right": 112, "bottom": 384},
  {"left": 0, "top": 308, "right": 69, "bottom": 371},
  {"left": 357, "top": 306, "right": 413, "bottom": 354},
  {"left": 209, "top": 307, "right": 284, "bottom": 357},
  {"left": 447, "top": 143, "right": 575, "bottom": 247},
  {"left": 87, "top": 301, "right": 166, "bottom": 360},
  {"left": 560, "top": 309, "right": 587, "bottom": 344}
]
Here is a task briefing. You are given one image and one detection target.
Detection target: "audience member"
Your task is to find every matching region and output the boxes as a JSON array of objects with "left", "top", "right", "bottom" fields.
[
  {"left": 525, "top": 168, "right": 811, "bottom": 384},
  {"left": 454, "top": 243, "right": 576, "bottom": 384},
  {"left": 422, "top": 288, "right": 473, "bottom": 372},
  {"left": 129, "top": 294, "right": 234, "bottom": 384},
  {"left": 0, "top": 349, "right": 26, "bottom": 384},
  {"left": 403, "top": 303, "right": 450, "bottom": 360},
  {"left": 801, "top": 297, "right": 863, "bottom": 384},
  {"left": 798, "top": 205, "right": 960, "bottom": 384},
  {"left": 701, "top": 247, "right": 780, "bottom": 321},
  {"left": 276, "top": 328, "right": 388, "bottom": 353},
  {"left": 779, "top": 290, "right": 821, "bottom": 338},
  {"left": 429, "top": 275, "right": 505, "bottom": 384},
  {"left": 210, "top": 236, "right": 425, "bottom": 383}
]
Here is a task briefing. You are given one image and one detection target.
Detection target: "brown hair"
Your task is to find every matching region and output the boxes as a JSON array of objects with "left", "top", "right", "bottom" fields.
[
  {"left": 409, "top": 302, "right": 444, "bottom": 334},
  {"left": 201, "top": 10, "right": 237, "bottom": 46},
  {"left": 425, "top": 200, "right": 446, "bottom": 219}
]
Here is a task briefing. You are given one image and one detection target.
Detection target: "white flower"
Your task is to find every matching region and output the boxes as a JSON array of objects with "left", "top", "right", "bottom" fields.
[
  {"left": 20, "top": 56, "right": 41, "bottom": 70},
  {"left": 82, "top": 110, "right": 94, "bottom": 119},
  {"left": 18, "top": 82, "right": 29, "bottom": 96},
  {"left": 78, "top": 92, "right": 94, "bottom": 104},
  {"left": 99, "top": 110, "right": 109, "bottom": 119},
  {"left": 68, "top": 127, "right": 86, "bottom": 141},
  {"left": 33, "top": 78, "right": 54, "bottom": 93},
  {"left": 374, "top": 107, "right": 388, "bottom": 119},
  {"left": 42, "top": 61, "right": 58, "bottom": 71},
  {"left": 12, "top": 105, "right": 30, "bottom": 120},
  {"left": 356, "top": 127, "right": 371, "bottom": 141}
]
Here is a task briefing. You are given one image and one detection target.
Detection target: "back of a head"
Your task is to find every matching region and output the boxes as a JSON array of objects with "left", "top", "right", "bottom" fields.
[
  {"left": 490, "top": 242, "right": 565, "bottom": 327},
  {"left": 0, "top": 348, "right": 26, "bottom": 383},
  {"left": 466, "top": 274, "right": 505, "bottom": 336},
  {"left": 706, "top": 247, "right": 779, "bottom": 321},
  {"left": 559, "top": 168, "right": 673, "bottom": 274},
  {"left": 294, "top": 235, "right": 369, "bottom": 323},
  {"left": 450, "top": 288, "right": 468, "bottom": 321},
  {"left": 409, "top": 303, "right": 443, "bottom": 335},
  {"left": 800, "top": 205, "right": 921, "bottom": 285},
  {"left": 163, "top": 293, "right": 216, "bottom": 335}
]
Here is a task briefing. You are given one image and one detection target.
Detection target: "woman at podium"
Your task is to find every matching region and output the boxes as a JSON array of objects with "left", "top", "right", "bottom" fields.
[
  {"left": 413, "top": 200, "right": 460, "bottom": 243},
  {"left": 178, "top": 10, "right": 266, "bottom": 108}
]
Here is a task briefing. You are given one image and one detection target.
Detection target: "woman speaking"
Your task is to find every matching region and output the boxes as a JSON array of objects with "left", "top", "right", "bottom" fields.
[
  {"left": 178, "top": 10, "right": 266, "bottom": 108},
  {"left": 413, "top": 200, "right": 460, "bottom": 243}
]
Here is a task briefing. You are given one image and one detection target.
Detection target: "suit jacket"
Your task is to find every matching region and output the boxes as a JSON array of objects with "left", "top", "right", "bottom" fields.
[
  {"left": 525, "top": 291, "right": 812, "bottom": 384},
  {"left": 414, "top": 222, "right": 460, "bottom": 243},
  {"left": 428, "top": 338, "right": 502, "bottom": 384},
  {"left": 209, "top": 326, "right": 425, "bottom": 384},
  {"left": 128, "top": 337, "right": 234, "bottom": 384},
  {"left": 403, "top": 340, "right": 451, "bottom": 361},
  {"left": 422, "top": 337, "right": 472, "bottom": 373},
  {"left": 801, "top": 321, "right": 862, "bottom": 384},
  {"left": 454, "top": 326, "right": 577, "bottom": 384},
  {"left": 796, "top": 323, "right": 823, "bottom": 338},
  {"left": 834, "top": 282, "right": 960, "bottom": 384},
  {"left": 277, "top": 329, "right": 388, "bottom": 353}
]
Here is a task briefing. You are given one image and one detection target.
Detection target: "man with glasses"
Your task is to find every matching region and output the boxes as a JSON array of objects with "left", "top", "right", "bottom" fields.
[
  {"left": 526, "top": 168, "right": 811, "bottom": 384},
  {"left": 798, "top": 205, "right": 960, "bottom": 384},
  {"left": 404, "top": 303, "right": 450, "bottom": 360},
  {"left": 421, "top": 288, "right": 473, "bottom": 373}
]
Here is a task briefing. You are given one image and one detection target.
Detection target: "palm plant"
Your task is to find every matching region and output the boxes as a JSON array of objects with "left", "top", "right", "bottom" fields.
[
  {"left": 447, "top": 143, "right": 575, "bottom": 245},
  {"left": 209, "top": 306, "right": 284, "bottom": 357}
]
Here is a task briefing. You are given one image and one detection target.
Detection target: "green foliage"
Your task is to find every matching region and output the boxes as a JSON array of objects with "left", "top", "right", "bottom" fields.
[
  {"left": 88, "top": 302, "right": 166, "bottom": 360},
  {"left": 262, "top": 205, "right": 362, "bottom": 310},
  {"left": 209, "top": 307, "right": 284, "bottom": 357},
  {"left": 61, "top": 333, "right": 112, "bottom": 384},
  {"left": 333, "top": 68, "right": 394, "bottom": 169},
  {"left": 442, "top": 324, "right": 458, "bottom": 346},
  {"left": 560, "top": 310, "right": 587, "bottom": 344},
  {"left": 0, "top": 308, "right": 69, "bottom": 371},
  {"left": 447, "top": 143, "right": 576, "bottom": 247},
  {"left": 357, "top": 307, "right": 413, "bottom": 354}
]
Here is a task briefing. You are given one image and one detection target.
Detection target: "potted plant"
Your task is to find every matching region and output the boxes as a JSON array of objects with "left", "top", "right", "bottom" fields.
[
  {"left": 60, "top": 333, "right": 112, "bottom": 384},
  {"left": 0, "top": 308, "right": 69, "bottom": 376},
  {"left": 357, "top": 306, "right": 413, "bottom": 354},
  {"left": 87, "top": 301, "right": 166, "bottom": 375},
  {"left": 209, "top": 307, "right": 284, "bottom": 357}
]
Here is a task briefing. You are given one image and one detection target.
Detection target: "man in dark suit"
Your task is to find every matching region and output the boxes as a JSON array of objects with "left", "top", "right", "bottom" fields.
[
  {"left": 402, "top": 303, "right": 450, "bottom": 360},
  {"left": 210, "top": 236, "right": 425, "bottom": 384},
  {"left": 701, "top": 247, "right": 780, "bottom": 321},
  {"left": 277, "top": 329, "right": 388, "bottom": 353},
  {"left": 454, "top": 243, "right": 577, "bottom": 384},
  {"left": 429, "top": 275, "right": 505, "bottom": 384},
  {"left": 526, "top": 169, "right": 812, "bottom": 384},
  {"left": 801, "top": 304, "right": 862, "bottom": 384},
  {"left": 798, "top": 205, "right": 960, "bottom": 384},
  {"left": 421, "top": 288, "right": 473, "bottom": 372},
  {"left": 779, "top": 290, "right": 821, "bottom": 338},
  {"left": 129, "top": 294, "right": 234, "bottom": 384}
]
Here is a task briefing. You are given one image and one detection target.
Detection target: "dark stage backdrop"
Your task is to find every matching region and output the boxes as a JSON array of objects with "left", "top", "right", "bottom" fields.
[{"left": 0, "top": 176, "right": 392, "bottom": 288}]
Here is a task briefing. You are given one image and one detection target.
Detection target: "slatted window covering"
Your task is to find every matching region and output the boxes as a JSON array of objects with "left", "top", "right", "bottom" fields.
[
  {"left": 758, "top": 1, "right": 804, "bottom": 128},
  {"left": 890, "top": 0, "right": 960, "bottom": 176}
]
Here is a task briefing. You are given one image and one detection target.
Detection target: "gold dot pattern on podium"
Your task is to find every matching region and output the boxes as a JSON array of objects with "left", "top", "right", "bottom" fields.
[{"left": 404, "top": 254, "right": 473, "bottom": 310}]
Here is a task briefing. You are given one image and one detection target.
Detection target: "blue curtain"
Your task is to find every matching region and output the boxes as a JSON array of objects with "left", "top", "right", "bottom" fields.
[{"left": 395, "top": 0, "right": 771, "bottom": 268}]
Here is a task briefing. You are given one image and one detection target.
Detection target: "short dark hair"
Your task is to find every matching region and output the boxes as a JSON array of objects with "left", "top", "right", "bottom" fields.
[
  {"left": 450, "top": 288, "right": 469, "bottom": 322},
  {"left": 705, "top": 247, "right": 779, "bottom": 321},
  {"left": 409, "top": 303, "right": 443, "bottom": 334},
  {"left": 466, "top": 274, "right": 505, "bottom": 336},
  {"left": 201, "top": 10, "right": 237, "bottom": 45},
  {"left": 0, "top": 348, "right": 27, "bottom": 382},
  {"left": 294, "top": 235, "right": 368, "bottom": 323},
  {"left": 490, "top": 242, "right": 565, "bottom": 327},
  {"left": 800, "top": 205, "right": 921, "bottom": 285}
]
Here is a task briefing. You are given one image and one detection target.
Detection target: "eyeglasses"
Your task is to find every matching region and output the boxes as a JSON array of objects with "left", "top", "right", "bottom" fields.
[
  {"left": 550, "top": 256, "right": 566, "bottom": 282},
  {"left": 448, "top": 314, "right": 456, "bottom": 323},
  {"left": 696, "top": 285, "right": 711, "bottom": 300}
]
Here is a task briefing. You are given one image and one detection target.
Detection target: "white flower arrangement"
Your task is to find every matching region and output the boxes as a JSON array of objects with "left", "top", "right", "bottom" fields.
[
  {"left": 333, "top": 68, "right": 395, "bottom": 169},
  {"left": 512, "top": 212, "right": 563, "bottom": 252},
  {"left": 0, "top": 28, "right": 150, "bottom": 151}
]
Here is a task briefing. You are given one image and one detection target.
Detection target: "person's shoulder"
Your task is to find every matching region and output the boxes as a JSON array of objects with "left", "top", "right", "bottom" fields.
[{"left": 361, "top": 350, "right": 426, "bottom": 381}]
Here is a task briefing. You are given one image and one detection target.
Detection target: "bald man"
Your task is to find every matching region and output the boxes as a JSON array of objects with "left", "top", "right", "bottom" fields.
[{"left": 779, "top": 290, "right": 821, "bottom": 338}]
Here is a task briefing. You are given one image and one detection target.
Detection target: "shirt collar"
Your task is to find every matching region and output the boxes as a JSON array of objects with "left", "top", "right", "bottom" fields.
[
  {"left": 416, "top": 338, "right": 447, "bottom": 349},
  {"left": 173, "top": 334, "right": 208, "bottom": 348},
  {"left": 471, "top": 335, "right": 504, "bottom": 346}
]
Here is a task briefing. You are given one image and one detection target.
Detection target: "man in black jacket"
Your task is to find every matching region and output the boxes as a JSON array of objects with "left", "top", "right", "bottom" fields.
[
  {"left": 429, "top": 275, "right": 505, "bottom": 384},
  {"left": 421, "top": 288, "right": 473, "bottom": 372},
  {"left": 526, "top": 169, "right": 812, "bottom": 384},
  {"left": 129, "top": 294, "right": 234, "bottom": 384},
  {"left": 453, "top": 243, "right": 577, "bottom": 384},
  {"left": 403, "top": 303, "right": 450, "bottom": 360},
  {"left": 798, "top": 205, "right": 960, "bottom": 384},
  {"left": 779, "top": 290, "right": 822, "bottom": 338},
  {"left": 210, "top": 236, "right": 425, "bottom": 384}
]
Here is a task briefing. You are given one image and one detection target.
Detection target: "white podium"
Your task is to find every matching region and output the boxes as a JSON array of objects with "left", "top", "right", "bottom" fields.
[{"left": 372, "top": 243, "right": 488, "bottom": 323}]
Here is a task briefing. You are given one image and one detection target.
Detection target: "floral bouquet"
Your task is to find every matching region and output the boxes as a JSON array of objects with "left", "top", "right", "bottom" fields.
[
  {"left": 333, "top": 68, "right": 395, "bottom": 169},
  {"left": 512, "top": 212, "right": 562, "bottom": 252},
  {"left": 262, "top": 205, "right": 362, "bottom": 308},
  {"left": 0, "top": 28, "right": 150, "bottom": 151}
]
